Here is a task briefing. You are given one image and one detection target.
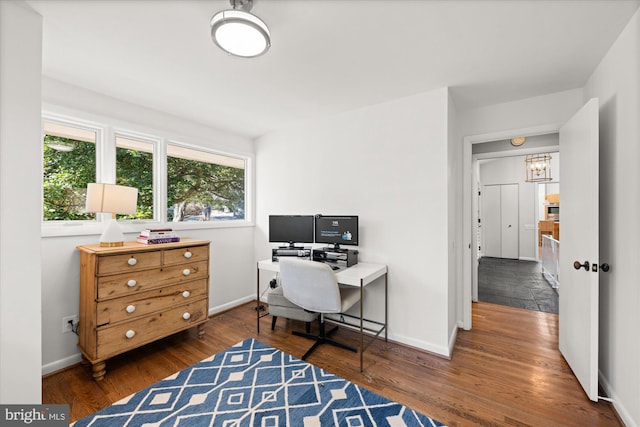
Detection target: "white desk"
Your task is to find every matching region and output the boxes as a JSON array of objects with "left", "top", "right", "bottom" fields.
[{"left": 257, "top": 259, "right": 387, "bottom": 372}]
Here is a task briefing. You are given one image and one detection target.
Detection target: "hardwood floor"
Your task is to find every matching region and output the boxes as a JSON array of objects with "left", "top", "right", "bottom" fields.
[{"left": 43, "top": 301, "right": 620, "bottom": 426}]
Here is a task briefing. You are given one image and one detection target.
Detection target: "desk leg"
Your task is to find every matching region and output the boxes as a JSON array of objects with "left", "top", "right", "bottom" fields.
[
  {"left": 256, "top": 263, "right": 260, "bottom": 334},
  {"left": 384, "top": 272, "right": 388, "bottom": 341},
  {"left": 360, "top": 277, "right": 364, "bottom": 373}
]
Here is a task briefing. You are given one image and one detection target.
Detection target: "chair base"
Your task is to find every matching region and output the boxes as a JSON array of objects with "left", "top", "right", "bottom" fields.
[
  {"left": 272, "top": 316, "right": 311, "bottom": 333},
  {"left": 293, "top": 319, "right": 357, "bottom": 360}
]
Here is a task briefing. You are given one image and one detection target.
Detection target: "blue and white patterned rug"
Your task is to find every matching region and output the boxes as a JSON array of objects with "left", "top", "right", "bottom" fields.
[{"left": 73, "top": 338, "right": 444, "bottom": 426}]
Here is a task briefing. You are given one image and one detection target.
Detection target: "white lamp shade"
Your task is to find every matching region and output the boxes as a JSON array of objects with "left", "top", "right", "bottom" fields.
[{"left": 86, "top": 183, "right": 138, "bottom": 214}]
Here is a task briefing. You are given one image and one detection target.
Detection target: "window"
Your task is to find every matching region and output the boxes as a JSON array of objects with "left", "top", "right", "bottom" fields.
[
  {"left": 42, "top": 114, "right": 251, "bottom": 230},
  {"left": 115, "top": 135, "right": 154, "bottom": 220},
  {"left": 42, "top": 121, "right": 97, "bottom": 221},
  {"left": 167, "top": 144, "right": 245, "bottom": 222}
]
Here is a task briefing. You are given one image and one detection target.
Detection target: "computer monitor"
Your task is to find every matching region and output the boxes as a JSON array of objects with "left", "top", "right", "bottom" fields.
[
  {"left": 268, "top": 215, "right": 314, "bottom": 248},
  {"left": 314, "top": 215, "right": 358, "bottom": 250}
]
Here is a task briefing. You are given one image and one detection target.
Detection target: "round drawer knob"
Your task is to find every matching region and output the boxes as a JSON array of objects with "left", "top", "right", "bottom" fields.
[
  {"left": 182, "top": 291, "right": 190, "bottom": 298},
  {"left": 182, "top": 269, "right": 191, "bottom": 276},
  {"left": 125, "top": 330, "right": 135, "bottom": 339},
  {"left": 126, "top": 304, "right": 136, "bottom": 313},
  {"left": 182, "top": 312, "right": 191, "bottom": 320},
  {"left": 184, "top": 251, "right": 193, "bottom": 259},
  {"left": 127, "top": 257, "right": 138, "bottom": 266},
  {"left": 127, "top": 279, "right": 137, "bottom": 287}
]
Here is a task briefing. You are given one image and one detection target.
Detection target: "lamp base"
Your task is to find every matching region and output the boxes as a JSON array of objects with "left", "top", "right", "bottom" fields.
[
  {"left": 99, "top": 218, "right": 126, "bottom": 247},
  {"left": 100, "top": 241, "right": 124, "bottom": 247}
]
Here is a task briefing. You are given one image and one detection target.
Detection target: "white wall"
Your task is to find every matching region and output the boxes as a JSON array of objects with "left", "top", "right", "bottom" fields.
[
  {"left": 447, "top": 91, "right": 459, "bottom": 348},
  {"left": 584, "top": 8, "right": 640, "bottom": 426},
  {"left": 255, "top": 88, "right": 454, "bottom": 356},
  {"left": 40, "top": 79, "right": 257, "bottom": 374},
  {"left": 0, "top": 1, "right": 43, "bottom": 403},
  {"left": 458, "top": 89, "right": 585, "bottom": 138}
]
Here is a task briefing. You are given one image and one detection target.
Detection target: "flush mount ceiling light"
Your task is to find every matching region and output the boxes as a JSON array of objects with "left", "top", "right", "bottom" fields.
[
  {"left": 210, "top": 0, "right": 270, "bottom": 58},
  {"left": 511, "top": 136, "right": 526, "bottom": 146}
]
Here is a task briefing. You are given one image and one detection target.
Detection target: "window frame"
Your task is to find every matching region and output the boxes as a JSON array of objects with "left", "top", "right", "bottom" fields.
[
  {"left": 165, "top": 139, "right": 249, "bottom": 223},
  {"left": 41, "top": 110, "right": 254, "bottom": 238},
  {"left": 114, "top": 131, "right": 159, "bottom": 222},
  {"left": 41, "top": 115, "right": 103, "bottom": 227}
]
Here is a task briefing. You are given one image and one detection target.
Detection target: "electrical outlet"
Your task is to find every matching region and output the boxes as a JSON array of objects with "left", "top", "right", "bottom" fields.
[{"left": 62, "top": 315, "right": 78, "bottom": 334}]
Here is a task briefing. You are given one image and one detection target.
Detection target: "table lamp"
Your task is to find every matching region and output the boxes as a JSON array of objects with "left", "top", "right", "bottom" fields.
[{"left": 85, "top": 183, "right": 138, "bottom": 247}]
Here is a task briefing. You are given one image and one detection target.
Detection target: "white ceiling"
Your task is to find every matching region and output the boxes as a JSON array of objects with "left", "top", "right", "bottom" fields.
[{"left": 26, "top": 0, "right": 640, "bottom": 139}]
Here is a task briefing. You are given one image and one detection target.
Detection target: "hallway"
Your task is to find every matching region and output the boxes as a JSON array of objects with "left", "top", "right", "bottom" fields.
[{"left": 478, "top": 257, "right": 558, "bottom": 314}]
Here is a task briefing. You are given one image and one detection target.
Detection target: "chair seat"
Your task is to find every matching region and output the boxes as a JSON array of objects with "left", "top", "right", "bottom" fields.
[{"left": 267, "top": 286, "right": 318, "bottom": 322}]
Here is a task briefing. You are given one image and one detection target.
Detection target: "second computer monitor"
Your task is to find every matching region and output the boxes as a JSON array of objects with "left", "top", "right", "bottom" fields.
[{"left": 314, "top": 215, "right": 358, "bottom": 250}]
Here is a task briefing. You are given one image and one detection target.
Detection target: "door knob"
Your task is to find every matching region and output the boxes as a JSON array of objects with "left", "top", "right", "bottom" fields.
[
  {"left": 600, "top": 263, "right": 610, "bottom": 272},
  {"left": 573, "top": 260, "right": 590, "bottom": 271}
]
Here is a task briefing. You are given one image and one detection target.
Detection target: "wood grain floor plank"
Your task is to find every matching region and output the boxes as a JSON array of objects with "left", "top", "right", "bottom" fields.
[{"left": 43, "top": 301, "right": 620, "bottom": 426}]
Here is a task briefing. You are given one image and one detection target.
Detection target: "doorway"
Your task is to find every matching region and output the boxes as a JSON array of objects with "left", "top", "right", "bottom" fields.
[
  {"left": 461, "top": 124, "right": 561, "bottom": 329},
  {"left": 474, "top": 143, "right": 560, "bottom": 314},
  {"left": 462, "top": 99, "right": 601, "bottom": 402}
]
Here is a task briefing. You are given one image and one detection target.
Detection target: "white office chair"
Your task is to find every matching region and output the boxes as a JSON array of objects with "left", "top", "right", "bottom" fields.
[
  {"left": 267, "top": 284, "right": 317, "bottom": 333},
  {"left": 279, "top": 258, "right": 361, "bottom": 360}
]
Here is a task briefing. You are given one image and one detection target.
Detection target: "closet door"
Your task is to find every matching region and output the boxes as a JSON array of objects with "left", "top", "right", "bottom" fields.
[
  {"left": 482, "top": 184, "right": 519, "bottom": 259},
  {"left": 500, "top": 184, "right": 519, "bottom": 259},
  {"left": 482, "top": 185, "right": 501, "bottom": 258}
]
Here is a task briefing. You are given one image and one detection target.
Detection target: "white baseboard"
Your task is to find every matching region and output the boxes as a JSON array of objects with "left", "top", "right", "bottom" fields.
[
  {"left": 519, "top": 256, "right": 537, "bottom": 262},
  {"left": 42, "top": 353, "right": 83, "bottom": 376},
  {"left": 599, "top": 369, "right": 636, "bottom": 427},
  {"left": 208, "top": 295, "right": 255, "bottom": 316},
  {"left": 393, "top": 333, "right": 450, "bottom": 359}
]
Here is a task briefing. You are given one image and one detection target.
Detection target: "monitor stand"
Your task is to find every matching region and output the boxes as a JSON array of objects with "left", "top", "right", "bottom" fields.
[{"left": 279, "top": 242, "right": 304, "bottom": 249}]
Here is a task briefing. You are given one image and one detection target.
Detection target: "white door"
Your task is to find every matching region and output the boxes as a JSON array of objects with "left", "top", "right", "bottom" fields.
[
  {"left": 482, "top": 184, "right": 518, "bottom": 259},
  {"left": 500, "top": 184, "right": 519, "bottom": 259},
  {"left": 482, "top": 185, "right": 501, "bottom": 257},
  {"left": 559, "top": 98, "right": 599, "bottom": 401}
]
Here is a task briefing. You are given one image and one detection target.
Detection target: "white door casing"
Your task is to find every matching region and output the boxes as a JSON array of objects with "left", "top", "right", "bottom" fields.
[
  {"left": 558, "top": 98, "right": 599, "bottom": 402},
  {"left": 463, "top": 123, "right": 561, "bottom": 330}
]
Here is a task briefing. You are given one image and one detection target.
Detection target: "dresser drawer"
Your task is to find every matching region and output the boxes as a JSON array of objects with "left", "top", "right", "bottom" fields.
[
  {"left": 97, "top": 251, "right": 162, "bottom": 276},
  {"left": 97, "top": 260, "right": 209, "bottom": 300},
  {"left": 97, "top": 299, "right": 208, "bottom": 360},
  {"left": 96, "top": 279, "right": 208, "bottom": 325},
  {"left": 163, "top": 245, "right": 209, "bottom": 266}
]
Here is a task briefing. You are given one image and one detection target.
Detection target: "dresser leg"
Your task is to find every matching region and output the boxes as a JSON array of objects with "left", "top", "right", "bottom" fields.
[
  {"left": 197, "top": 323, "right": 206, "bottom": 340},
  {"left": 80, "top": 354, "right": 90, "bottom": 366},
  {"left": 92, "top": 362, "right": 106, "bottom": 381}
]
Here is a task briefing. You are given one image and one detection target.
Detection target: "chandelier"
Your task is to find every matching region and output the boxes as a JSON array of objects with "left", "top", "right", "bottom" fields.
[{"left": 525, "top": 153, "right": 552, "bottom": 182}]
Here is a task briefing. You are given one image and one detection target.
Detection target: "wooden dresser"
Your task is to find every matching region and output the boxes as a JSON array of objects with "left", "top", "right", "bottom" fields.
[{"left": 76, "top": 239, "right": 210, "bottom": 380}]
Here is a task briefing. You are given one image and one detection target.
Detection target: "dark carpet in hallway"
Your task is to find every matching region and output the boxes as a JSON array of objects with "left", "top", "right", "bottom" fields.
[{"left": 478, "top": 257, "right": 558, "bottom": 314}]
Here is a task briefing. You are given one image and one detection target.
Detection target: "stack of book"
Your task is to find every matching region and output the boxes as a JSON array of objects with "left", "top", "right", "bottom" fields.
[{"left": 137, "top": 228, "right": 180, "bottom": 244}]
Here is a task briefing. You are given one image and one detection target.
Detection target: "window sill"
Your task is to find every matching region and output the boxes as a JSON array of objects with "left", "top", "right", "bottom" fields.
[{"left": 41, "top": 220, "right": 254, "bottom": 238}]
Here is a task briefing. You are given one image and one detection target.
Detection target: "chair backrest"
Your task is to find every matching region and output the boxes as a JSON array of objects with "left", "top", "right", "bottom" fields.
[{"left": 279, "top": 258, "right": 341, "bottom": 313}]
